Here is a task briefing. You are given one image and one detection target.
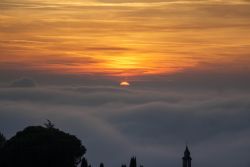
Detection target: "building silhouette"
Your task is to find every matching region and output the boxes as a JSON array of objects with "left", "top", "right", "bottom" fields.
[{"left": 182, "top": 146, "right": 192, "bottom": 167}]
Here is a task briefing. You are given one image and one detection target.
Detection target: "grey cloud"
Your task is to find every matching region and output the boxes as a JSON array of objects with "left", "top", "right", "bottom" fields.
[
  {"left": 0, "top": 86, "right": 250, "bottom": 167},
  {"left": 10, "top": 78, "right": 37, "bottom": 88}
]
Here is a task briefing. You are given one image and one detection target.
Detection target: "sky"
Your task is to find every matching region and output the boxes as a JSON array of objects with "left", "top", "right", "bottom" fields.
[{"left": 0, "top": 0, "right": 250, "bottom": 167}]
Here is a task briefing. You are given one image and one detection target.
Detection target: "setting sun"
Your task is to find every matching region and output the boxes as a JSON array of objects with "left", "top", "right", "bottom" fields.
[{"left": 120, "top": 81, "right": 130, "bottom": 87}]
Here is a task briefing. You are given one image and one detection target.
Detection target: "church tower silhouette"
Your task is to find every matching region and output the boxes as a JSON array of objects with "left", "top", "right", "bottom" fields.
[{"left": 182, "top": 146, "right": 192, "bottom": 167}]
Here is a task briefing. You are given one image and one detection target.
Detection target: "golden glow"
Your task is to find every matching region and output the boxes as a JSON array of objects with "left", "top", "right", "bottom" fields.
[
  {"left": 120, "top": 81, "right": 130, "bottom": 86},
  {"left": 0, "top": 0, "right": 250, "bottom": 78}
]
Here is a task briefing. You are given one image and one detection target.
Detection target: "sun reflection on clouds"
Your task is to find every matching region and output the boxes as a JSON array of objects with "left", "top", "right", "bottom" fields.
[{"left": 0, "top": 0, "right": 250, "bottom": 78}]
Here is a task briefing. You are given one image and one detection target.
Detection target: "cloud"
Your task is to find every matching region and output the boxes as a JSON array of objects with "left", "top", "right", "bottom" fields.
[
  {"left": 1, "top": 0, "right": 250, "bottom": 79},
  {"left": 96, "top": 0, "right": 250, "bottom": 5},
  {"left": 10, "top": 78, "right": 37, "bottom": 88},
  {"left": 0, "top": 86, "right": 249, "bottom": 167},
  {"left": 0, "top": 0, "right": 250, "bottom": 166}
]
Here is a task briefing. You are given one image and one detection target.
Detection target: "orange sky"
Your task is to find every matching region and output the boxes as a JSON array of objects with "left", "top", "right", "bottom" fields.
[{"left": 0, "top": 0, "right": 250, "bottom": 77}]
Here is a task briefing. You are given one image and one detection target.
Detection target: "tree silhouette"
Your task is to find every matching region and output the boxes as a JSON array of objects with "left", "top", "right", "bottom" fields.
[
  {"left": 122, "top": 164, "right": 127, "bottom": 167},
  {"left": 129, "top": 157, "right": 137, "bottom": 167},
  {"left": 44, "top": 119, "right": 55, "bottom": 129},
  {"left": 100, "top": 162, "right": 104, "bottom": 167},
  {"left": 0, "top": 132, "right": 6, "bottom": 166},
  {"left": 81, "top": 157, "right": 88, "bottom": 167},
  {"left": 0, "top": 132, "right": 6, "bottom": 148},
  {"left": 1, "top": 125, "right": 86, "bottom": 167}
]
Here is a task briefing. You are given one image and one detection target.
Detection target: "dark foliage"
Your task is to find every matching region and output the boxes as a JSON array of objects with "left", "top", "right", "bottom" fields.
[
  {"left": 0, "top": 132, "right": 6, "bottom": 165},
  {"left": 44, "top": 119, "right": 55, "bottom": 129},
  {"left": 0, "top": 132, "right": 6, "bottom": 148},
  {"left": 0, "top": 126, "right": 86, "bottom": 167},
  {"left": 130, "top": 157, "right": 137, "bottom": 167},
  {"left": 100, "top": 162, "right": 104, "bottom": 167},
  {"left": 122, "top": 164, "right": 127, "bottom": 167},
  {"left": 81, "top": 157, "right": 88, "bottom": 167}
]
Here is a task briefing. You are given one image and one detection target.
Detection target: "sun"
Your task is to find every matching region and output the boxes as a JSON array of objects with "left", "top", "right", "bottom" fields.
[{"left": 120, "top": 81, "right": 130, "bottom": 87}]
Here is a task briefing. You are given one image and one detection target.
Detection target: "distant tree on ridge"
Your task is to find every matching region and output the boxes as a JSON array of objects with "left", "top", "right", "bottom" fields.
[
  {"left": 130, "top": 157, "right": 137, "bottom": 167},
  {"left": 81, "top": 157, "right": 88, "bottom": 167},
  {"left": 0, "top": 132, "right": 6, "bottom": 148}
]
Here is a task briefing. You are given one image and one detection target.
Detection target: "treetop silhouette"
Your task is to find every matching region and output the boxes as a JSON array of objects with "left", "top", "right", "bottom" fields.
[
  {"left": 0, "top": 123, "right": 86, "bottom": 167},
  {"left": 0, "top": 132, "right": 6, "bottom": 148},
  {"left": 130, "top": 157, "right": 137, "bottom": 167}
]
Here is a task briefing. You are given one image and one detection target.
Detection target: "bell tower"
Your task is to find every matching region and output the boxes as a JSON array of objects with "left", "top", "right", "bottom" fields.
[{"left": 182, "top": 146, "right": 192, "bottom": 167}]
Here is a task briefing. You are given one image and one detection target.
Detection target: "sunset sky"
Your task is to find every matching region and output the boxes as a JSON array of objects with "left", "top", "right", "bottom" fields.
[
  {"left": 0, "top": 1, "right": 250, "bottom": 167},
  {"left": 1, "top": 0, "right": 250, "bottom": 79}
]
